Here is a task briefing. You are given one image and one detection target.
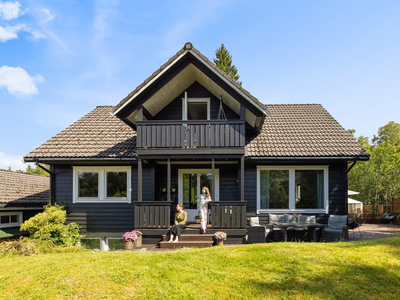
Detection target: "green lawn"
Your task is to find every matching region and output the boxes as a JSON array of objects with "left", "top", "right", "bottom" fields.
[{"left": 1, "top": 237, "right": 400, "bottom": 300}]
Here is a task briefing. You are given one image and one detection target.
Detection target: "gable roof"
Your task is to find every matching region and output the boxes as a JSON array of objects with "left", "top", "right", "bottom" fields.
[
  {"left": 24, "top": 106, "right": 137, "bottom": 160},
  {"left": 24, "top": 104, "right": 369, "bottom": 161},
  {"left": 112, "top": 42, "right": 268, "bottom": 130},
  {"left": 0, "top": 169, "right": 49, "bottom": 207},
  {"left": 247, "top": 104, "right": 369, "bottom": 158}
]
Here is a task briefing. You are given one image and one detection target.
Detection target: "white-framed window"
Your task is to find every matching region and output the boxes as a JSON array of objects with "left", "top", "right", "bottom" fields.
[
  {"left": 0, "top": 212, "right": 22, "bottom": 228},
  {"left": 80, "top": 238, "right": 101, "bottom": 250},
  {"left": 106, "top": 238, "right": 124, "bottom": 251},
  {"left": 182, "top": 98, "right": 211, "bottom": 120},
  {"left": 257, "top": 166, "right": 329, "bottom": 213},
  {"left": 72, "top": 166, "right": 131, "bottom": 203}
]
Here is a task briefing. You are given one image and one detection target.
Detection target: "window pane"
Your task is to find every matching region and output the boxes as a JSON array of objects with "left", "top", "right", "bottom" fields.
[
  {"left": 81, "top": 238, "right": 101, "bottom": 250},
  {"left": 108, "top": 239, "right": 124, "bottom": 250},
  {"left": 107, "top": 172, "right": 127, "bottom": 198},
  {"left": 295, "top": 170, "right": 324, "bottom": 209},
  {"left": 260, "top": 170, "right": 289, "bottom": 209},
  {"left": 78, "top": 172, "right": 98, "bottom": 197},
  {"left": 10, "top": 215, "right": 18, "bottom": 223},
  {"left": 188, "top": 102, "right": 207, "bottom": 120},
  {"left": 182, "top": 173, "right": 197, "bottom": 209},
  {"left": 1, "top": 215, "right": 10, "bottom": 224}
]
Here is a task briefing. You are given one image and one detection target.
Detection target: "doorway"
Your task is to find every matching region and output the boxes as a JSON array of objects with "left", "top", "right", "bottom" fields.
[{"left": 178, "top": 169, "right": 219, "bottom": 221}]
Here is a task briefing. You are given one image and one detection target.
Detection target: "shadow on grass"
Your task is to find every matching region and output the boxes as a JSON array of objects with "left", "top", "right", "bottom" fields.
[{"left": 246, "top": 261, "right": 400, "bottom": 299}]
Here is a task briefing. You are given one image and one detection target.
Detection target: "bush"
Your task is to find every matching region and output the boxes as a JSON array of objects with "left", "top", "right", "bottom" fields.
[
  {"left": 20, "top": 204, "right": 81, "bottom": 247},
  {"left": 0, "top": 238, "right": 82, "bottom": 256}
]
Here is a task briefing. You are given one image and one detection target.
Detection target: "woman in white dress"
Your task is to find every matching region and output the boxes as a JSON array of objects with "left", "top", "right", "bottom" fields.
[{"left": 197, "top": 186, "right": 211, "bottom": 234}]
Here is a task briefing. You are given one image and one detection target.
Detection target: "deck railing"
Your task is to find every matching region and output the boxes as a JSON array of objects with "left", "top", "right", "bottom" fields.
[
  {"left": 136, "top": 120, "right": 245, "bottom": 148},
  {"left": 209, "top": 201, "right": 247, "bottom": 229},
  {"left": 134, "top": 201, "right": 173, "bottom": 229}
]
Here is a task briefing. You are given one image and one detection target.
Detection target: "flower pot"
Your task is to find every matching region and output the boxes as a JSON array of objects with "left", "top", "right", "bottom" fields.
[
  {"left": 196, "top": 220, "right": 200, "bottom": 224},
  {"left": 172, "top": 188, "right": 176, "bottom": 193},
  {"left": 124, "top": 240, "right": 134, "bottom": 250},
  {"left": 216, "top": 239, "right": 224, "bottom": 246},
  {"left": 134, "top": 236, "right": 142, "bottom": 248}
]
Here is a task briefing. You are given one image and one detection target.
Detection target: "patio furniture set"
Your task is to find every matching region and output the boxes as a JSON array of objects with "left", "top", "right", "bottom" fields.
[{"left": 247, "top": 214, "right": 349, "bottom": 243}]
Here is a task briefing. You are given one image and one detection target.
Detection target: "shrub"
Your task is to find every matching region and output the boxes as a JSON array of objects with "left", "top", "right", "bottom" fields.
[
  {"left": 0, "top": 238, "right": 82, "bottom": 256},
  {"left": 20, "top": 204, "right": 81, "bottom": 247}
]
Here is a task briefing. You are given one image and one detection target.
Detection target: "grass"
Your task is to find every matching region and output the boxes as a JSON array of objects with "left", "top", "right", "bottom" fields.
[{"left": 1, "top": 237, "right": 400, "bottom": 299}]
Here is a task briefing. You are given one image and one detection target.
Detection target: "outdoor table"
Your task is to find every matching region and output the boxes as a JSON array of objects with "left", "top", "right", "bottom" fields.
[{"left": 272, "top": 222, "right": 325, "bottom": 242}]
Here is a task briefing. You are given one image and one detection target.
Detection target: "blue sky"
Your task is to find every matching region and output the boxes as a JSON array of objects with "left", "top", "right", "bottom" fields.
[{"left": 1, "top": 0, "right": 399, "bottom": 170}]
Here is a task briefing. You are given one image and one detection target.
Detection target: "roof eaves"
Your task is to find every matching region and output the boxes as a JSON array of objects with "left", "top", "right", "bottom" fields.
[{"left": 112, "top": 49, "right": 189, "bottom": 116}]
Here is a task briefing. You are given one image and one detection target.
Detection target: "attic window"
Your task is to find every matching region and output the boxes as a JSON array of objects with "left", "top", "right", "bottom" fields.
[{"left": 182, "top": 98, "right": 210, "bottom": 120}]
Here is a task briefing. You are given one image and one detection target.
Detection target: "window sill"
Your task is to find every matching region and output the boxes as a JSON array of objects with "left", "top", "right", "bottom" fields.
[
  {"left": 73, "top": 199, "right": 131, "bottom": 204},
  {"left": 257, "top": 209, "right": 328, "bottom": 214}
]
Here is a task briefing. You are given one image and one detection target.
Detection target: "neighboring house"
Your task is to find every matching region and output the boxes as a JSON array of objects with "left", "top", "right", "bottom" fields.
[
  {"left": 24, "top": 43, "right": 369, "bottom": 250},
  {"left": 0, "top": 169, "right": 49, "bottom": 239}
]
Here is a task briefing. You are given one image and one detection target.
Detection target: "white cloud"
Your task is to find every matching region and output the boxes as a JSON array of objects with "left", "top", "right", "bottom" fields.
[
  {"left": 0, "top": 1, "right": 21, "bottom": 21},
  {"left": 0, "top": 151, "right": 27, "bottom": 171},
  {"left": 38, "top": 7, "right": 54, "bottom": 25},
  {"left": 0, "top": 23, "right": 26, "bottom": 42},
  {"left": 0, "top": 66, "right": 44, "bottom": 97}
]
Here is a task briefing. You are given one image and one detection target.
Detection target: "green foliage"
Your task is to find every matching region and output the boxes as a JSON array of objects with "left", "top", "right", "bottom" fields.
[
  {"left": 17, "top": 164, "right": 50, "bottom": 176},
  {"left": 0, "top": 237, "right": 82, "bottom": 256},
  {"left": 214, "top": 43, "right": 242, "bottom": 85},
  {"left": 348, "top": 121, "right": 400, "bottom": 207},
  {"left": 20, "top": 204, "right": 81, "bottom": 247}
]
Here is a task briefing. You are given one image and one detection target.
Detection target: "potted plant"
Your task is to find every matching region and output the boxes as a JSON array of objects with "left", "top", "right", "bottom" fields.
[
  {"left": 214, "top": 231, "right": 227, "bottom": 246},
  {"left": 195, "top": 215, "right": 200, "bottom": 224},
  {"left": 122, "top": 230, "right": 143, "bottom": 250},
  {"left": 171, "top": 182, "right": 176, "bottom": 193}
]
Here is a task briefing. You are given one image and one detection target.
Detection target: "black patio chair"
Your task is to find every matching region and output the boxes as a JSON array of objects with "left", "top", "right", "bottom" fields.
[{"left": 347, "top": 216, "right": 362, "bottom": 239}]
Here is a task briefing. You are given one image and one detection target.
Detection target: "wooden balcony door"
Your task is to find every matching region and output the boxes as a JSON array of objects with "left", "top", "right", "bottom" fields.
[{"left": 178, "top": 169, "right": 219, "bottom": 221}]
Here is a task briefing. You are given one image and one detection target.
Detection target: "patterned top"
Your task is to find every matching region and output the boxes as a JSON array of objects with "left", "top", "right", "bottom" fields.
[
  {"left": 197, "top": 194, "right": 211, "bottom": 210},
  {"left": 174, "top": 211, "right": 187, "bottom": 225}
]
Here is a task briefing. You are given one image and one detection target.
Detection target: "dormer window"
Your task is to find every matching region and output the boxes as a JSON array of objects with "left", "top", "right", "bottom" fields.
[{"left": 182, "top": 98, "right": 210, "bottom": 120}]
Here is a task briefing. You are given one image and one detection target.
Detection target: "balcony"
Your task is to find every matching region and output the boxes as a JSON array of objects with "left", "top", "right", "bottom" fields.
[{"left": 136, "top": 120, "right": 245, "bottom": 149}]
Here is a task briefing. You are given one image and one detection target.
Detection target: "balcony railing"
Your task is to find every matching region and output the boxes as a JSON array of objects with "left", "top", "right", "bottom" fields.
[
  {"left": 134, "top": 201, "right": 173, "bottom": 229},
  {"left": 209, "top": 201, "right": 247, "bottom": 229},
  {"left": 136, "top": 120, "right": 245, "bottom": 148}
]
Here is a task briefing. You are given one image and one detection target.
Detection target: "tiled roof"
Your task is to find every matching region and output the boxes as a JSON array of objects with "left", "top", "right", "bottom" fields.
[
  {"left": 0, "top": 169, "right": 49, "bottom": 205},
  {"left": 246, "top": 104, "right": 369, "bottom": 157},
  {"left": 25, "top": 106, "right": 137, "bottom": 159},
  {"left": 113, "top": 42, "right": 266, "bottom": 115},
  {"left": 24, "top": 104, "right": 368, "bottom": 160}
]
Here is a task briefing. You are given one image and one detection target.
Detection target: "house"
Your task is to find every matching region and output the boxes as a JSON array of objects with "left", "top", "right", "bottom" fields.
[
  {"left": 0, "top": 169, "right": 49, "bottom": 239},
  {"left": 23, "top": 42, "right": 369, "bottom": 250}
]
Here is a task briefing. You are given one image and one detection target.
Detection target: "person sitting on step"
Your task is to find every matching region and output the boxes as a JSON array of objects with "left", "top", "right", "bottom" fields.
[{"left": 168, "top": 204, "right": 187, "bottom": 243}]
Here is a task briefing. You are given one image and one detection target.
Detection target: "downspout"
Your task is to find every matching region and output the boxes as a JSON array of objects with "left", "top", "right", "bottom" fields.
[
  {"left": 345, "top": 159, "right": 358, "bottom": 216},
  {"left": 35, "top": 162, "right": 55, "bottom": 205}
]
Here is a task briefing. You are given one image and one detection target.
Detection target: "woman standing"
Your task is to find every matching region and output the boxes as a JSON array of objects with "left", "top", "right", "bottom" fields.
[
  {"left": 168, "top": 204, "right": 187, "bottom": 243},
  {"left": 197, "top": 186, "right": 212, "bottom": 234}
]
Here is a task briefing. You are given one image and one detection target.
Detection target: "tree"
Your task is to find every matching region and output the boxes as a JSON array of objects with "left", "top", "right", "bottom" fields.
[
  {"left": 348, "top": 121, "right": 400, "bottom": 209},
  {"left": 214, "top": 43, "right": 242, "bottom": 85},
  {"left": 17, "top": 164, "right": 50, "bottom": 176}
]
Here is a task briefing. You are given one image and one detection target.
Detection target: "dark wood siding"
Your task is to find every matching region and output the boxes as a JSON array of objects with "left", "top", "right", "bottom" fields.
[
  {"left": 153, "top": 81, "right": 239, "bottom": 121},
  {"left": 55, "top": 164, "right": 144, "bottom": 233}
]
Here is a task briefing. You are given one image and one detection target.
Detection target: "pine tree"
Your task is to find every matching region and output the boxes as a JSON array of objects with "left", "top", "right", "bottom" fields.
[{"left": 214, "top": 43, "right": 242, "bottom": 85}]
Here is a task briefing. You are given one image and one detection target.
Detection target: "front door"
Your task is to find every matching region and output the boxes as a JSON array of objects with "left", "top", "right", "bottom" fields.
[{"left": 178, "top": 169, "right": 219, "bottom": 222}]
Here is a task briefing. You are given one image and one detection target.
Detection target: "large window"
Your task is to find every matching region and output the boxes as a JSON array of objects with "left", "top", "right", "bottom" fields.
[
  {"left": 0, "top": 212, "right": 22, "bottom": 228},
  {"left": 257, "top": 166, "right": 328, "bottom": 213},
  {"left": 73, "top": 167, "right": 131, "bottom": 203}
]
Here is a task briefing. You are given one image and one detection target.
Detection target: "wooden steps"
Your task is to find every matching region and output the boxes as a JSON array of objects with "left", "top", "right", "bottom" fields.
[{"left": 159, "top": 233, "right": 214, "bottom": 249}]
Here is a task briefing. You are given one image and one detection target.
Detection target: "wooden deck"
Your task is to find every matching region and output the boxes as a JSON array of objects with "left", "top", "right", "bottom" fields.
[{"left": 139, "top": 223, "right": 246, "bottom": 246}]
